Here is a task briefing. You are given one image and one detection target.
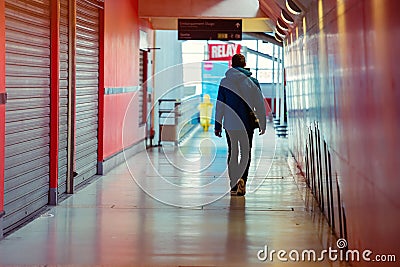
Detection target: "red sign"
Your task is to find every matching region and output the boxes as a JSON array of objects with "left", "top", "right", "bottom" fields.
[{"left": 208, "top": 43, "right": 241, "bottom": 61}]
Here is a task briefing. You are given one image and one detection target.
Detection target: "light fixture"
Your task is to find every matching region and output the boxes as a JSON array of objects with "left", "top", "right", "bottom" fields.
[
  {"left": 277, "top": 18, "right": 289, "bottom": 31},
  {"left": 274, "top": 34, "right": 283, "bottom": 43},
  {"left": 281, "top": 9, "right": 294, "bottom": 25},
  {"left": 275, "top": 28, "right": 286, "bottom": 39},
  {"left": 286, "top": 0, "right": 302, "bottom": 15},
  {"left": 275, "top": 26, "right": 287, "bottom": 38}
]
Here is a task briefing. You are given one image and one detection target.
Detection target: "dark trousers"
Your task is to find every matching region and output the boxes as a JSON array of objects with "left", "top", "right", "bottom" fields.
[{"left": 225, "top": 130, "right": 254, "bottom": 188}]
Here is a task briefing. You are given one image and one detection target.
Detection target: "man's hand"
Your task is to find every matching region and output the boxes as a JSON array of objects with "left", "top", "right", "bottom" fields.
[
  {"left": 215, "top": 130, "right": 222, "bottom": 137},
  {"left": 259, "top": 129, "right": 265, "bottom": 135}
]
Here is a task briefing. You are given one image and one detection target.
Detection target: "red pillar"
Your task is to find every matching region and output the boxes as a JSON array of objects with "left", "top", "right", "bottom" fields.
[
  {"left": 97, "top": 4, "right": 105, "bottom": 173},
  {"left": 49, "top": 0, "right": 60, "bottom": 205},
  {"left": 0, "top": 0, "right": 6, "bottom": 235}
]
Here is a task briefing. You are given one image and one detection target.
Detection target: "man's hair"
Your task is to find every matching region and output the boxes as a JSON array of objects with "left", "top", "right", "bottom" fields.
[{"left": 231, "top": 53, "right": 246, "bottom": 68}]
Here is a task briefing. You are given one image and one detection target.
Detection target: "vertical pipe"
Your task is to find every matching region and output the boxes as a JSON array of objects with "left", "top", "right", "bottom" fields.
[
  {"left": 271, "top": 44, "right": 275, "bottom": 115},
  {"left": 315, "top": 125, "right": 321, "bottom": 204},
  {"left": 305, "top": 144, "right": 309, "bottom": 186},
  {"left": 337, "top": 174, "right": 343, "bottom": 238},
  {"left": 255, "top": 40, "right": 259, "bottom": 80},
  {"left": 275, "top": 47, "right": 281, "bottom": 122},
  {"left": 310, "top": 128, "right": 316, "bottom": 196},
  {"left": 317, "top": 127, "right": 324, "bottom": 212},
  {"left": 0, "top": 0, "right": 6, "bottom": 237},
  {"left": 324, "top": 141, "right": 331, "bottom": 226},
  {"left": 97, "top": 2, "right": 104, "bottom": 174},
  {"left": 279, "top": 52, "right": 285, "bottom": 126},
  {"left": 342, "top": 207, "right": 348, "bottom": 243},
  {"left": 67, "top": 0, "right": 76, "bottom": 194},
  {"left": 328, "top": 151, "right": 335, "bottom": 230},
  {"left": 49, "top": 0, "right": 60, "bottom": 205}
]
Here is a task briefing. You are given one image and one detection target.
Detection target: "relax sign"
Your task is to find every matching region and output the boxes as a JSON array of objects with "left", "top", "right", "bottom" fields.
[{"left": 208, "top": 43, "right": 241, "bottom": 61}]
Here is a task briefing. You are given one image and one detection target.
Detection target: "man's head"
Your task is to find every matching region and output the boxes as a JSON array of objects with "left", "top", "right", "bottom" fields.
[{"left": 231, "top": 53, "right": 246, "bottom": 68}]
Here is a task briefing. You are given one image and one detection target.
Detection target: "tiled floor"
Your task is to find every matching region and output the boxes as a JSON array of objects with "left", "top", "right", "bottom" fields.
[{"left": 0, "top": 125, "right": 347, "bottom": 266}]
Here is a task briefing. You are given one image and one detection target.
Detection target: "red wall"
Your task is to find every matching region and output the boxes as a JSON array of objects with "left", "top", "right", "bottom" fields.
[
  {"left": 103, "top": 0, "right": 151, "bottom": 159},
  {"left": 286, "top": 0, "right": 400, "bottom": 265},
  {"left": 104, "top": 92, "right": 145, "bottom": 158},
  {"left": 104, "top": 0, "right": 139, "bottom": 87}
]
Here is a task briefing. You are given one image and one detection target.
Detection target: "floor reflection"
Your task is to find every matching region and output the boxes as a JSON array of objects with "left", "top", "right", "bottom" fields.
[{"left": 225, "top": 196, "right": 248, "bottom": 264}]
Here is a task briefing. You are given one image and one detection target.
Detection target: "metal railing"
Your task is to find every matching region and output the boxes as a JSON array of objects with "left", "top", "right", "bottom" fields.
[{"left": 158, "top": 94, "right": 201, "bottom": 146}]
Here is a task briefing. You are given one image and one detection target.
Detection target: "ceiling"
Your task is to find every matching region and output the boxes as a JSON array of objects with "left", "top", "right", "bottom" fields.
[
  {"left": 138, "top": 0, "right": 273, "bottom": 32},
  {"left": 138, "top": 0, "right": 312, "bottom": 42}
]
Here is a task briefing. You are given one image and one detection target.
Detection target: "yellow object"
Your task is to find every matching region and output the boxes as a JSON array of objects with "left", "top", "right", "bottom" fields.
[{"left": 198, "top": 94, "right": 213, "bottom": 131}]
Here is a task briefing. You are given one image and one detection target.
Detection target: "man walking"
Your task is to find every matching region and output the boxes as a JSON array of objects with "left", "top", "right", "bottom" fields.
[{"left": 214, "top": 54, "right": 266, "bottom": 196}]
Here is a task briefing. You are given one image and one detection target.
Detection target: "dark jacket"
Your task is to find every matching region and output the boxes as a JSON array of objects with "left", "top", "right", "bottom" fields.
[{"left": 214, "top": 67, "right": 266, "bottom": 131}]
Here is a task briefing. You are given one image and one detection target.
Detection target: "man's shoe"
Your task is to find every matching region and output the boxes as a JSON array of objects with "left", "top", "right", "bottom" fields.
[
  {"left": 237, "top": 178, "right": 246, "bottom": 196},
  {"left": 230, "top": 184, "right": 238, "bottom": 196}
]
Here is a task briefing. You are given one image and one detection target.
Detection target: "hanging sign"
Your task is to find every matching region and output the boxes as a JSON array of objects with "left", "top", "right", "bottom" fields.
[{"left": 178, "top": 19, "right": 242, "bottom": 40}]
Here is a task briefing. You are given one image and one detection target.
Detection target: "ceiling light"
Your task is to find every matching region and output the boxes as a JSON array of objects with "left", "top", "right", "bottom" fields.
[
  {"left": 277, "top": 18, "right": 289, "bottom": 31},
  {"left": 286, "top": 0, "right": 302, "bottom": 15},
  {"left": 274, "top": 34, "right": 283, "bottom": 43},
  {"left": 276, "top": 26, "right": 287, "bottom": 37},
  {"left": 275, "top": 29, "right": 286, "bottom": 39},
  {"left": 281, "top": 9, "right": 294, "bottom": 25}
]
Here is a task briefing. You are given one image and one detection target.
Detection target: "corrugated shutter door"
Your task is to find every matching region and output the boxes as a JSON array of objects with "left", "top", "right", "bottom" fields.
[
  {"left": 138, "top": 51, "right": 144, "bottom": 124},
  {"left": 4, "top": 0, "right": 51, "bottom": 233},
  {"left": 138, "top": 50, "right": 148, "bottom": 126},
  {"left": 75, "top": 0, "right": 99, "bottom": 185},
  {"left": 58, "top": 0, "right": 69, "bottom": 194}
]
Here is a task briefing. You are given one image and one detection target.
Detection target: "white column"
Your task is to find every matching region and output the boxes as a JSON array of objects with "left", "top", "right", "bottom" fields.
[
  {"left": 280, "top": 51, "right": 285, "bottom": 126},
  {"left": 271, "top": 44, "right": 275, "bottom": 116},
  {"left": 275, "top": 46, "right": 281, "bottom": 122}
]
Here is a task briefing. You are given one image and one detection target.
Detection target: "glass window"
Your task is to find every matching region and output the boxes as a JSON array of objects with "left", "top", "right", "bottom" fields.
[
  {"left": 182, "top": 54, "right": 205, "bottom": 63},
  {"left": 182, "top": 40, "right": 207, "bottom": 54},
  {"left": 249, "top": 68, "right": 257, "bottom": 77},
  {"left": 274, "top": 69, "right": 283, "bottom": 83},
  {"left": 257, "top": 56, "right": 273, "bottom": 69},
  {"left": 246, "top": 53, "right": 257, "bottom": 69},
  {"left": 257, "top": 69, "right": 273, "bottom": 83},
  {"left": 240, "top": 40, "right": 258, "bottom": 50},
  {"left": 258, "top": 41, "right": 274, "bottom": 55}
]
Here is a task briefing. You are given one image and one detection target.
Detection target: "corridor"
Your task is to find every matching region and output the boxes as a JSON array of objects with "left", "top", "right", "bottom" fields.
[{"left": 0, "top": 125, "right": 343, "bottom": 266}]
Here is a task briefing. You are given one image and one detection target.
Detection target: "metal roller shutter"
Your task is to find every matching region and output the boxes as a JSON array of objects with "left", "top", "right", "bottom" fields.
[
  {"left": 139, "top": 51, "right": 144, "bottom": 125},
  {"left": 58, "top": 0, "right": 69, "bottom": 195},
  {"left": 139, "top": 50, "right": 148, "bottom": 126},
  {"left": 4, "top": 0, "right": 51, "bottom": 233},
  {"left": 75, "top": 0, "right": 99, "bottom": 186}
]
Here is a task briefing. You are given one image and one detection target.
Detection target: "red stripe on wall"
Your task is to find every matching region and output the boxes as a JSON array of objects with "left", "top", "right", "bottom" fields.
[
  {"left": 50, "top": 0, "right": 60, "bottom": 190},
  {"left": 0, "top": 0, "right": 6, "bottom": 211}
]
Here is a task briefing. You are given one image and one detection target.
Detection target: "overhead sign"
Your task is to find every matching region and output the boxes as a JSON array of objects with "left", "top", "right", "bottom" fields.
[
  {"left": 178, "top": 19, "right": 242, "bottom": 40},
  {"left": 208, "top": 43, "right": 241, "bottom": 61}
]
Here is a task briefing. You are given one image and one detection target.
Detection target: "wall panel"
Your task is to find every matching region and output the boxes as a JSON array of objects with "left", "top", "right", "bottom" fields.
[
  {"left": 4, "top": 0, "right": 51, "bottom": 233},
  {"left": 286, "top": 0, "right": 400, "bottom": 264},
  {"left": 102, "top": 0, "right": 149, "bottom": 163},
  {"left": 74, "top": 0, "right": 100, "bottom": 185}
]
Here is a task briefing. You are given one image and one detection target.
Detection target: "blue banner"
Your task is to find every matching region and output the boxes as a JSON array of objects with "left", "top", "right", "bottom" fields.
[{"left": 201, "top": 61, "right": 229, "bottom": 124}]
